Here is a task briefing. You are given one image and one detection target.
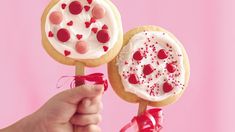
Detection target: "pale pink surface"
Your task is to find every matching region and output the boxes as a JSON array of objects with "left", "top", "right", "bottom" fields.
[{"left": 0, "top": 0, "right": 234, "bottom": 131}]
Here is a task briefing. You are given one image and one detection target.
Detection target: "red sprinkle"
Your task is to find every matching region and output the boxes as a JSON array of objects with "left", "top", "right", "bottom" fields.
[
  {"left": 103, "top": 46, "right": 109, "bottom": 52},
  {"left": 90, "top": 17, "right": 96, "bottom": 23},
  {"left": 158, "top": 49, "right": 168, "bottom": 59},
  {"left": 143, "top": 64, "right": 154, "bottom": 75},
  {"left": 128, "top": 74, "right": 139, "bottom": 84},
  {"left": 91, "top": 27, "right": 98, "bottom": 33},
  {"left": 102, "top": 24, "right": 108, "bottom": 30},
  {"left": 163, "top": 82, "right": 173, "bottom": 93},
  {"left": 48, "top": 31, "right": 54, "bottom": 37},
  {"left": 87, "top": 0, "right": 93, "bottom": 4},
  {"left": 69, "top": 1, "right": 83, "bottom": 15},
  {"left": 76, "top": 34, "right": 83, "bottom": 40},
  {"left": 133, "top": 51, "right": 143, "bottom": 61},
  {"left": 67, "top": 21, "right": 73, "bottom": 26},
  {"left": 64, "top": 50, "right": 71, "bottom": 56},
  {"left": 84, "top": 5, "right": 90, "bottom": 12},
  {"left": 166, "top": 63, "right": 176, "bottom": 73},
  {"left": 97, "top": 30, "right": 110, "bottom": 43},
  {"left": 85, "top": 22, "right": 91, "bottom": 28},
  {"left": 57, "top": 28, "right": 70, "bottom": 42},
  {"left": 61, "top": 3, "right": 67, "bottom": 9}
]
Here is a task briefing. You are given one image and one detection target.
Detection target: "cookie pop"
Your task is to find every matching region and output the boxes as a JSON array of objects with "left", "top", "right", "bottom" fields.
[
  {"left": 108, "top": 26, "right": 190, "bottom": 131},
  {"left": 41, "top": 0, "right": 123, "bottom": 130},
  {"left": 41, "top": 0, "right": 123, "bottom": 80}
]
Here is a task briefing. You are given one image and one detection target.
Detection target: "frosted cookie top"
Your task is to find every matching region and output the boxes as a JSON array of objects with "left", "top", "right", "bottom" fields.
[
  {"left": 117, "top": 31, "right": 186, "bottom": 101},
  {"left": 45, "top": 0, "right": 119, "bottom": 59}
]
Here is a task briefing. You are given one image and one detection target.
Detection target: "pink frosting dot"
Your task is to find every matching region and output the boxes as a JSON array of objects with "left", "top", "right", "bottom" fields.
[
  {"left": 49, "top": 11, "right": 63, "bottom": 25},
  {"left": 92, "top": 4, "right": 106, "bottom": 19},
  {"left": 76, "top": 41, "right": 88, "bottom": 54}
]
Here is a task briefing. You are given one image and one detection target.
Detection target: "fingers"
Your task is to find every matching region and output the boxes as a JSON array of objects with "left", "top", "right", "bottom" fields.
[
  {"left": 74, "top": 125, "right": 101, "bottom": 132},
  {"left": 77, "top": 95, "right": 103, "bottom": 114},
  {"left": 55, "top": 85, "right": 104, "bottom": 104},
  {"left": 70, "top": 113, "right": 102, "bottom": 126},
  {"left": 72, "top": 89, "right": 103, "bottom": 132}
]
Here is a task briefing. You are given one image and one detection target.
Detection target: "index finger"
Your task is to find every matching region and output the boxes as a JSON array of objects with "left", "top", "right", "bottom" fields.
[{"left": 55, "top": 84, "right": 104, "bottom": 104}]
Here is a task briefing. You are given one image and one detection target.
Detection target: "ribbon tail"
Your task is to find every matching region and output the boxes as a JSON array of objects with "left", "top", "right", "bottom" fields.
[
  {"left": 120, "top": 122, "right": 135, "bottom": 132},
  {"left": 120, "top": 108, "right": 163, "bottom": 132},
  {"left": 56, "top": 73, "right": 108, "bottom": 90},
  {"left": 56, "top": 76, "right": 75, "bottom": 89}
]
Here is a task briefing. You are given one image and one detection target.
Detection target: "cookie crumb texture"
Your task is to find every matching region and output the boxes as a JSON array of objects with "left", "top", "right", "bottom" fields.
[
  {"left": 117, "top": 31, "right": 186, "bottom": 101},
  {"left": 45, "top": 0, "right": 119, "bottom": 60}
]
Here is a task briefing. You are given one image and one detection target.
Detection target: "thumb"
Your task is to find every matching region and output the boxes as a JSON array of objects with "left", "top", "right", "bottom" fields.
[{"left": 55, "top": 84, "right": 104, "bottom": 104}]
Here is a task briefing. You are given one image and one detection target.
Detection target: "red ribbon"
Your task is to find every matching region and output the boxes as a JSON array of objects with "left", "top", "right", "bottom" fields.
[
  {"left": 120, "top": 108, "right": 163, "bottom": 132},
  {"left": 57, "top": 73, "right": 108, "bottom": 91}
]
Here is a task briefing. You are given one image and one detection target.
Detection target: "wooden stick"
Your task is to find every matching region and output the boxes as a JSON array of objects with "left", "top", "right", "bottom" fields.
[
  {"left": 138, "top": 100, "right": 148, "bottom": 115},
  {"left": 75, "top": 62, "right": 85, "bottom": 75},
  {"left": 74, "top": 62, "right": 85, "bottom": 132}
]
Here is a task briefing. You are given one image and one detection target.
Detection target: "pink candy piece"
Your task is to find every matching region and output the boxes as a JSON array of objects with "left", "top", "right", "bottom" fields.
[
  {"left": 143, "top": 64, "right": 154, "bottom": 75},
  {"left": 166, "top": 63, "right": 176, "bottom": 73},
  {"left": 133, "top": 51, "right": 143, "bottom": 61},
  {"left": 49, "top": 11, "right": 63, "bottom": 25},
  {"left": 158, "top": 49, "right": 168, "bottom": 59},
  {"left": 76, "top": 41, "right": 88, "bottom": 54},
  {"left": 69, "top": 1, "right": 83, "bottom": 15},
  {"left": 57, "top": 28, "right": 70, "bottom": 42},
  {"left": 92, "top": 4, "right": 106, "bottom": 19},
  {"left": 97, "top": 29, "right": 110, "bottom": 43},
  {"left": 128, "top": 74, "right": 139, "bottom": 84},
  {"left": 163, "top": 82, "right": 173, "bottom": 93}
]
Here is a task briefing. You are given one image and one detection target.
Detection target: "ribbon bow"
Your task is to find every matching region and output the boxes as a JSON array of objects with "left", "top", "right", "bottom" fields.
[
  {"left": 57, "top": 73, "right": 108, "bottom": 91},
  {"left": 120, "top": 108, "right": 163, "bottom": 132}
]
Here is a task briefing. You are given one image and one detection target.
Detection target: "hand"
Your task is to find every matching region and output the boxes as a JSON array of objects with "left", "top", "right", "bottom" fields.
[{"left": 0, "top": 85, "right": 103, "bottom": 132}]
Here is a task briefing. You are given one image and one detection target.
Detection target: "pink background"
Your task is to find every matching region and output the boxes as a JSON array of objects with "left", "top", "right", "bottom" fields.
[{"left": 0, "top": 0, "right": 234, "bottom": 131}]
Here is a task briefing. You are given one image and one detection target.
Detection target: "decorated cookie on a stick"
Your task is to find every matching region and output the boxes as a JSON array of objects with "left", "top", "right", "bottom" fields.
[
  {"left": 108, "top": 26, "right": 190, "bottom": 131},
  {"left": 41, "top": 0, "right": 123, "bottom": 130},
  {"left": 41, "top": 0, "right": 122, "bottom": 83}
]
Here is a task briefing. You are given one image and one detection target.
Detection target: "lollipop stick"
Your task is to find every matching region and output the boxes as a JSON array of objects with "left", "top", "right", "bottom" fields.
[
  {"left": 74, "top": 62, "right": 85, "bottom": 132},
  {"left": 75, "top": 62, "right": 85, "bottom": 75},
  {"left": 138, "top": 100, "right": 148, "bottom": 115},
  {"left": 75, "top": 62, "right": 85, "bottom": 86}
]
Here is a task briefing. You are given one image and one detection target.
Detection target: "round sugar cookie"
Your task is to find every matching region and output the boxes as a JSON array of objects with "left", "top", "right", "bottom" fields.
[
  {"left": 41, "top": 0, "right": 123, "bottom": 67},
  {"left": 108, "top": 26, "right": 190, "bottom": 107}
]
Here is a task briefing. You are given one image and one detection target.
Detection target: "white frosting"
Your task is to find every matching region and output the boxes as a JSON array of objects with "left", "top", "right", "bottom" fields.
[
  {"left": 45, "top": 0, "right": 119, "bottom": 59},
  {"left": 117, "top": 31, "right": 186, "bottom": 101}
]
